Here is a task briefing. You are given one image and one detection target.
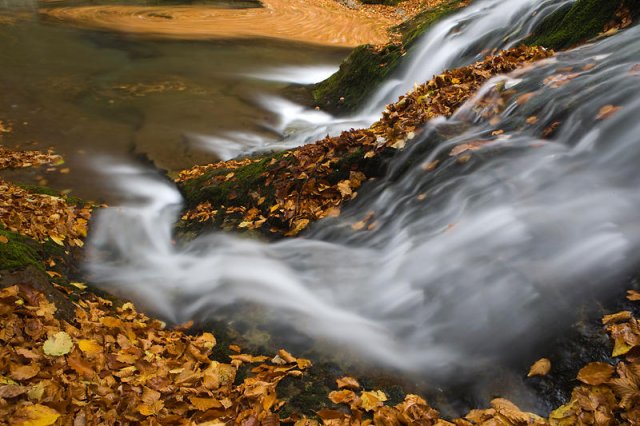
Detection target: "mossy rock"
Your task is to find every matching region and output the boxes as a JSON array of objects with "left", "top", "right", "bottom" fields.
[
  {"left": 177, "top": 151, "right": 290, "bottom": 236},
  {"left": 0, "top": 227, "right": 46, "bottom": 272},
  {"left": 526, "top": 0, "right": 640, "bottom": 50},
  {"left": 311, "top": 0, "right": 468, "bottom": 114}
]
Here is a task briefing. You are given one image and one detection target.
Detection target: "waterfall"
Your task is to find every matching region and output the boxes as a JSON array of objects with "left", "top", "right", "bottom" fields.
[
  {"left": 225, "top": 0, "right": 575, "bottom": 160},
  {"left": 87, "top": 1, "right": 640, "bottom": 379}
]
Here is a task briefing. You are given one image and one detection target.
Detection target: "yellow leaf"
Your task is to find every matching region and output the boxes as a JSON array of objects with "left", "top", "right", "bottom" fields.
[
  {"left": 360, "top": 390, "right": 387, "bottom": 411},
  {"left": 77, "top": 339, "right": 102, "bottom": 355},
  {"left": 14, "top": 404, "right": 60, "bottom": 426},
  {"left": 627, "top": 290, "right": 640, "bottom": 301},
  {"left": 43, "top": 332, "right": 73, "bottom": 356},
  {"left": 0, "top": 235, "right": 8, "bottom": 244},
  {"left": 189, "top": 396, "right": 222, "bottom": 411},
  {"left": 602, "top": 311, "right": 632, "bottom": 325},
  {"left": 612, "top": 337, "right": 633, "bottom": 357},
  {"left": 70, "top": 282, "right": 87, "bottom": 290},
  {"left": 49, "top": 235, "right": 65, "bottom": 246},
  {"left": 527, "top": 358, "right": 551, "bottom": 377}
]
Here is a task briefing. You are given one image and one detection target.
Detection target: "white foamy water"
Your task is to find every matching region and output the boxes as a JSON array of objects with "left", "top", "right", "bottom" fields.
[{"left": 87, "top": 1, "right": 640, "bottom": 376}]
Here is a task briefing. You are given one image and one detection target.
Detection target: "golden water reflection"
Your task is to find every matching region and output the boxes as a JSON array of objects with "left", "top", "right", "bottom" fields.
[{"left": 40, "top": 0, "right": 395, "bottom": 47}]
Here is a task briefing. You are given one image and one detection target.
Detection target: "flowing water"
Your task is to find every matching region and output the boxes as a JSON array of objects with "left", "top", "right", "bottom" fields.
[
  {"left": 6, "top": 0, "right": 640, "bottom": 413},
  {"left": 0, "top": 0, "right": 347, "bottom": 200}
]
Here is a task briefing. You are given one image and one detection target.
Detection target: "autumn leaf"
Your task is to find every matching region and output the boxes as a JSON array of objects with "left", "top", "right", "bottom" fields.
[
  {"left": 336, "top": 376, "right": 360, "bottom": 390},
  {"left": 42, "top": 332, "right": 73, "bottom": 356},
  {"left": 12, "top": 404, "right": 60, "bottom": 426},
  {"left": 360, "top": 390, "right": 387, "bottom": 411},
  {"left": 596, "top": 104, "right": 622, "bottom": 120},
  {"left": 189, "top": 396, "right": 222, "bottom": 411},
  {"left": 77, "top": 339, "right": 102, "bottom": 355},
  {"left": 602, "top": 311, "right": 632, "bottom": 325},
  {"left": 527, "top": 358, "right": 551, "bottom": 377},
  {"left": 627, "top": 290, "right": 640, "bottom": 301},
  {"left": 577, "top": 362, "right": 614, "bottom": 385},
  {"left": 0, "top": 235, "right": 8, "bottom": 244},
  {"left": 10, "top": 364, "right": 40, "bottom": 381}
]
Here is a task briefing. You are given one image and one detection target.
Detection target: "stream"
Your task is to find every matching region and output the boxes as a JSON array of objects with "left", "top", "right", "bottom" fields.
[{"left": 4, "top": 0, "right": 640, "bottom": 416}]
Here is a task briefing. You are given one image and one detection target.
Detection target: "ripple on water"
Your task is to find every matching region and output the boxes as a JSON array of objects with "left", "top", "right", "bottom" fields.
[{"left": 39, "top": 0, "right": 394, "bottom": 47}]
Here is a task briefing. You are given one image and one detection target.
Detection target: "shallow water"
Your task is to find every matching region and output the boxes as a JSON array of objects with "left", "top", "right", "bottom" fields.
[{"left": 0, "top": 1, "right": 347, "bottom": 201}]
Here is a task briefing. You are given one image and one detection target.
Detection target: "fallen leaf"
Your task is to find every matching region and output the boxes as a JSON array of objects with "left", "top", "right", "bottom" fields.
[
  {"left": 43, "top": 331, "right": 73, "bottom": 356},
  {"left": 527, "top": 358, "right": 551, "bottom": 377},
  {"left": 336, "top": 376, "right": 360, "bottom": 390},
  {"left": 596, "top": 104, "right": 622, "bottom": 120},
  {"left": 577, "top": 362, "right": 614, "bottom": 385},
  {"left": 13, "top": 404, "right": 60, "bottom": 426},
  {"left": 360, "top": 390, "right": 387, "bottom": 411}
]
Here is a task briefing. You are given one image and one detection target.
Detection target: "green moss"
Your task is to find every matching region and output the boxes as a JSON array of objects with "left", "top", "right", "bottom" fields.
[
  {"left": 15, "top": 183, "right": 85, "bottom": 206},
  {"left": 396, "top": 0, "right": 467, "bottom": 46},
  {"left": 177, "top": 151, "right": 291, "bottom": 235},
  {"left": 526, "top": 0, "right": 640, "bottom": 50},
  {"left": 312, "top": 0, "right": 467, "bottom": 114},
  {"left": 180, "top": 152, "right": 286, "bottom": 209},
  {"left": 0, "top": 227, "right": 45, "bottom": 272}
]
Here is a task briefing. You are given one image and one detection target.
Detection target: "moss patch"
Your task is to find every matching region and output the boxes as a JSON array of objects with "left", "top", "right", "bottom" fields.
[
  {"left": 311, "top": 0, "right": 468, "bottom": 114},
  {"left": 0, "top": 227, "right": 45, "bottom": 272},
  {"left": 526, "top": 0, "right": 640, "bottom": 50}
]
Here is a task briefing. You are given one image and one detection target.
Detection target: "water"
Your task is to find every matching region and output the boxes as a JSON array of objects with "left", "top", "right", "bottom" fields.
[
  {"left": 6, "top": 0, "right": 640, "bottom": 410},
  {"left": 0, "top": 1, "right": 347, "bottom": 201},
  {"left": 86, "top": 0, "right": 640, "bottom": 391},
  {"left": 232, "top": 0, "right": 576, "bottom": 159}
]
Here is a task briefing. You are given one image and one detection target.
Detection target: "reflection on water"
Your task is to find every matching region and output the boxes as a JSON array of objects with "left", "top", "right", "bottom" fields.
[
  {"left": 0, "top": 4, "right": 347, "bottom": 201},
  {"left": 39, "top": 0, "right": 393, "bottom": 47}
]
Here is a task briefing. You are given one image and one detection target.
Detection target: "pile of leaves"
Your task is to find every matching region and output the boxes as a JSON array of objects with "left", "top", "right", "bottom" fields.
[
  {"left": 0, "top": 146, "right": 62, "bottom": 172},
  {"left": 0, "top": 146, "right": 91, "bottom": 248},
  {"left": 0, "top": 284, "right": 315, "bottom": 425},
  {"left": 6, "top": 281, "right": 640, "bottom": 425},
  {"left": 177, "top": 45, "right": 553, "bottom": 237},
  {"left": 0, "top": 182, "right": 91, "bottom": 247}
]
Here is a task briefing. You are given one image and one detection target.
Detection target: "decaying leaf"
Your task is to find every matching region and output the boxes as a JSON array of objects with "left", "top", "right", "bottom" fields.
[{"left": 42, "top": 331, "right": 73, "bottom": 356}]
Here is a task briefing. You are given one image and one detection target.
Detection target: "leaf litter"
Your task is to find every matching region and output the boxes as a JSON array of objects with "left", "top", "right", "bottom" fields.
[
  {"left": 178, "top": 46, "right": 553, "bottom": 237},
  {"left": 0, "top": 146, "right": 92, "bottom": 247}
]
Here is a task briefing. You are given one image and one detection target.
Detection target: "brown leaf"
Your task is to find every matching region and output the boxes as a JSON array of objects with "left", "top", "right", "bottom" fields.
[
  {"left": 577, "top": 362, "right": 614, "bottom": 385},
  {"left": 336, "top": 376, "right": 361, "bottom": 390},
  {"left": 603, "top": 311, "right": 632, "bottom": 325},
  {"left": 596, "top": 105, "right": 622, "bottom": 120},
  {"left": 527, "top": 358, "right": 551, "bottom": 377},
  {"left": 189, "top": 396, "right": 222, "bottom": 411},
  {"left": 10, "top": 364, "right": 40, "bottom": 381}
]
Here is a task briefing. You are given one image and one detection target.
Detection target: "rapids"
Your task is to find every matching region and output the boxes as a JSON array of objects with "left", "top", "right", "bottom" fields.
[{"left": 87, "top": 0, "right": 640, "bottom": 387}]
